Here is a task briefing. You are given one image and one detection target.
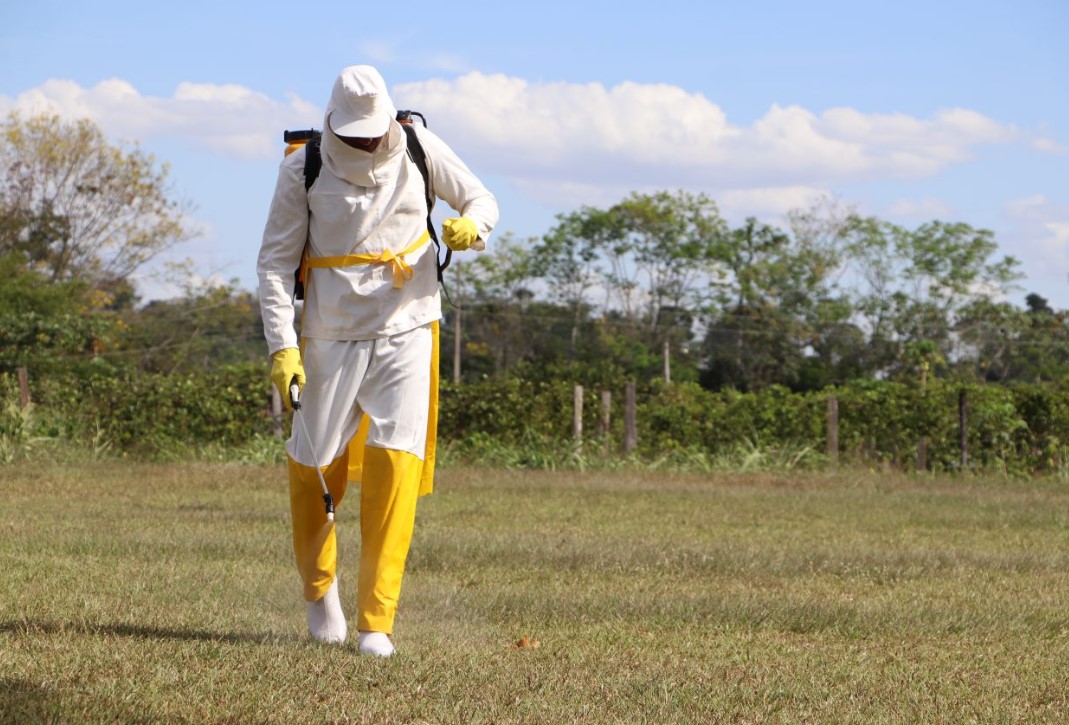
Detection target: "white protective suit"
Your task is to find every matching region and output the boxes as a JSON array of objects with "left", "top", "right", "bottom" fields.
[{"left": 256, "top": 75, "right": 498, "bottom": 641}]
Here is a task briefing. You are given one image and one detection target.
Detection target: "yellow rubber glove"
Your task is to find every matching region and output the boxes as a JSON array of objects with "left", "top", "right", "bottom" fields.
[
  {"left": 270, "top": 348, "right": 305, "bottom": 411},
  {"left": 441, "top": 216, "right": 479, "bottom": 252}
]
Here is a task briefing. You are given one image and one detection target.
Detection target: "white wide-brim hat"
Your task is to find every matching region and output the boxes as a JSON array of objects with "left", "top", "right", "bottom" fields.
[{"left": 327, "top": 65, "right": 395, "bottom": 138}]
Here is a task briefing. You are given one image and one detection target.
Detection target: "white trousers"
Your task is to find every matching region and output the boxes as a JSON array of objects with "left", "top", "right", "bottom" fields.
[{"left": 287, "top": 323, "right": 432, "bottom": 467}]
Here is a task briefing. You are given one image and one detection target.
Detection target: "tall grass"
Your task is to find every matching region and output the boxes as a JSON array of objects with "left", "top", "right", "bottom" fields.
[
  {"left": 438, "top": 432, "right": 823, "bottom": 473},
  {"left": 2, "top": 425, "right": 824, "bottom": 474},
  {"left": 2, "top": 462, "right": 1068, "bottom": 722}
]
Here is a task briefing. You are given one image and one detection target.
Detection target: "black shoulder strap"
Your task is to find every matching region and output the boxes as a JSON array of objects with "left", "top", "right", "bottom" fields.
[
  {"left": 291, "top": 133, "right": 321, "bottom": 300},
  {"left": 303, "top": 133, "right": 322, "bottom": 192},
  {"left": 294, "top": 125, "right": 454, "bottom": 299},
  {"left": 401, "top": 124, "right": 452, "bottom": 283}
]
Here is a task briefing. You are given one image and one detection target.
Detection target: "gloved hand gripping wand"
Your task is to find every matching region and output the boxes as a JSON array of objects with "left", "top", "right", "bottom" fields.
[{"left": 289, "top": 378, "right": 335, "bottom": 522}]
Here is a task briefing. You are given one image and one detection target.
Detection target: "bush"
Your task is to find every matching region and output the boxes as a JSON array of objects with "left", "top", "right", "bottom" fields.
[
  {"left": 8, "top": 361, "right": 1069, "bottom": 474},
  {"left": 9, "top": 361, "right": 274, "bottom": 458}
]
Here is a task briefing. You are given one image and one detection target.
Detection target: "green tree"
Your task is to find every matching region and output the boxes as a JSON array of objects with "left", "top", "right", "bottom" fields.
[
  {"left": 957, "top": 294, "right": 1069, "bottom": 383},
  {"left": 534, "top": 190, "right": 726, "bottom": 380},
  {"left": 120, "top": 280, "right": 265, "bottom": 374},
  {"left": 842, "top": 216, "right": 1022, "bottom": 379},
  {"left": 609, "top": 190, "right": 729, "bottom": 336},
  {"left": 0, "top": 250, "right": 119, "bottom": 374},
  {"left": 700, "top": 216, "right": 848, "bottom": 391},
  {"left": 534, "top": 207, "right": 618, "bottom": 359},
  {"left": 446, "top": 234, "right": 543, "bottom": 379},
  {"left": 0, "top": 112, "right": 192, "bottom": 289}
]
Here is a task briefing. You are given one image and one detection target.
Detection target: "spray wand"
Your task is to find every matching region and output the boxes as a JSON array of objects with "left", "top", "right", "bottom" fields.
[{"left": 289, "top": 379, "right": 335, "bottom": 522}]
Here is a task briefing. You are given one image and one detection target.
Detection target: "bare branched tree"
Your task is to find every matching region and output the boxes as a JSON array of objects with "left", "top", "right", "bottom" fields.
[{"left": 0, "top": 112, "right": 193, "bottom": 288}]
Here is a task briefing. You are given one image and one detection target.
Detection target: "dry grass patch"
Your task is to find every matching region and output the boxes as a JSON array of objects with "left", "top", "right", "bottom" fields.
[{"left": 2, "top": 462, "right": 1068, "bottom": 723}]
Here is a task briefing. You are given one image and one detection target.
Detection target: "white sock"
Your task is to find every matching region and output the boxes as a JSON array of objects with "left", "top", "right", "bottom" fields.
[
  {"left": 307, "top": 578, "right": 347, "bottom": 644},
  {"left": 358, "top": 631, "right": 395, "bottom": 657}
]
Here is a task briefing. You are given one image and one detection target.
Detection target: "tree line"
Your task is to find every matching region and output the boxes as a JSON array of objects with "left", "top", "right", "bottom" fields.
[
  {"left": 4, "top": 111, "right": 1069, "bottom": 393},
  {"left": 444, "top": 195, "right": 1064, "bottom": 391}
]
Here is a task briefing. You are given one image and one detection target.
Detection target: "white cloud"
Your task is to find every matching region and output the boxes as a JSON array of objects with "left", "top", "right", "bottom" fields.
[
  {"left": 1006, "top": 195, "right": 1064, "bottom": 223},
  {"left": 393, "top": 72, "right": 1029, "bottom": 207},
  {"left": 0, "top": 72, "right": 1040, "bottom": 207},
  {"left": 0, "top": 78, "right": 321, "bottom": 160},
  {"left": 1046, "top": 222, "right": 1069, "bottom": 249},
  {"left": 510, "top": 177, "right": 626, "bottom": 211},
  {"left": 886, "top": 196, "right": 957, "bottom": 220},
  {"left": 813, "top": 106, "right": 1016, "bottom": 176},
  {"left": 1002, "top": 195, "right": 1069, "bottom": 295},
  {"left": 359, "top": 39, "right": 397, "bottom": 64},
  {"left": 356, "top": 36, "right": 469, "bottom": 73},
  {"left": 424, "top": 53, "right": 470, "bottom": 74},
  {"left": 1032, "top": 137, "right": 1069, "bottom": 155},
  {"left": 717, "top": 186, "right": 831, "bottom": 222}
]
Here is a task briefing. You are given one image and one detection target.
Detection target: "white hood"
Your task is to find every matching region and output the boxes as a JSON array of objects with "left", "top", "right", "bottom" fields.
[{"left": 321, "top": 110, "right": 406, "bottom": 189}]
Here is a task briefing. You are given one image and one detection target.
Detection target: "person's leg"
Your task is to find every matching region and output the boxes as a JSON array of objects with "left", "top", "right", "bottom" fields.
[
  {"left": 353, "top": 324, "right": 433, "bottom": 655},
  {"left": 286, "top": 338, "right": 370, "bottom": 642},
  {"left": 356, "top": 445, "right": 424, "bottom": 634},
  {"left": 288, "top": 453, "right": 350, "bottom": 599}
]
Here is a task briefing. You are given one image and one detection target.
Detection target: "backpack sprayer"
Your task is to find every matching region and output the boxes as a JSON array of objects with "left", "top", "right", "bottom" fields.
[
  {"left": 282, "top": 110, "right": 448, "bottom": 302},
  {"left": 283, "top": 110, "right": 426, "bottom": 155}
]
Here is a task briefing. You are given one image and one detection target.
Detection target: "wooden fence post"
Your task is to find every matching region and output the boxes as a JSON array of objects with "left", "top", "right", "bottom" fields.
[
  {"left": 624, "top": 382, "right": 637, "bottom": 453},
  {"left": 271, "top": 386, "right": 283, "bottom": 439},
  {"left": 452, "top": 261, "right": 463, "bottom": 385},
  {"left": 599, "top": 390, "right": 611, "bottom": 436},
  {"left": 602, "top": 391, "right": 611, "bottom": 453},
  {"left": 452, "top": 306, "right": 462, "bottom": 385},
  {"left": 17, "top": 367, "right": 31, "bottom": 408},
  {"left": 826, "top": 394, "right": 839, "bottom": 466},
  {"left": 573, "top": 384, "right": 583, "bottom": 448},
  {"left": 663, "top": 340, "right": 671, "bottom": 384},
  {"left": 959, "top": 388, "right": 968, "bottom": 469}
]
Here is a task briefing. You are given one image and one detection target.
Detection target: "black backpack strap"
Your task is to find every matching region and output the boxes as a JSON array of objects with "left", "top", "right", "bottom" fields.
[
  {"left": 401, "top": 124, "right": 452, "bottom": 283},
  {"left": 303, "top": 134, "right": 322, "bottom": 192},
  {"left": 291, "top": 125, "right": 454, "bottom": 301},
  {"left": 292, "top": 133, "right": 321, "bottom": 299}
]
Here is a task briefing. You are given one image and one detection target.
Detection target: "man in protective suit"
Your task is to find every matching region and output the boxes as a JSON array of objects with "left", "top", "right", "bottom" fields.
[{"left": 257, "top": 65, "right": 498, "bottom": 657}]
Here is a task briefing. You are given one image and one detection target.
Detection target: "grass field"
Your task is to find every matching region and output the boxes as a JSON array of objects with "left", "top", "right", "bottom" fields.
[{"left": 1, "top": 462, "right": 1068, "bottom": 723}]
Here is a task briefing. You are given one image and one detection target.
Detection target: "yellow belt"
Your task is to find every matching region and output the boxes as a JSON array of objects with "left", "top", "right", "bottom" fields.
[{"left": 303, "top": 230, "right": 430, "bottom": 289}]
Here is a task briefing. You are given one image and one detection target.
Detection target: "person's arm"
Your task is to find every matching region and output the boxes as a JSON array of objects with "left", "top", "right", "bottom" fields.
[
  {"left": 415, "top": 126, "right": 499, "bottom": 248},
  {"left": 256, "top": 152, "right": 308, "bottom": 354}
]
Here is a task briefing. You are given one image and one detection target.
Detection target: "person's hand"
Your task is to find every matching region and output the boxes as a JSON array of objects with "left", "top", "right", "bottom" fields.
[
  {"left": 441, "top": 217, "right": 479, "bottom": 252},
  {"left": 270, "top": 348, "right": 305, "bottom": 411}
]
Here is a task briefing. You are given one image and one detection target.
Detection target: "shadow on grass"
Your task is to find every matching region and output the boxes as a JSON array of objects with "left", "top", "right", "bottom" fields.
[
  {"left": 0, "top": 678, "right": 58, "bottom": 724},
  {"left": 0, "top": 619, "right": 298, "bottom": 646}
]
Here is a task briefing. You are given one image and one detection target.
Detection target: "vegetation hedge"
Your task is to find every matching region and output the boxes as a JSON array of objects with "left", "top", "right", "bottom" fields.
[
  {"left": 2, "top": 362, "right": 275, "bottom": 458},
  {"left": 4, "top": 363, "right": 1069, "bottom": 474}
]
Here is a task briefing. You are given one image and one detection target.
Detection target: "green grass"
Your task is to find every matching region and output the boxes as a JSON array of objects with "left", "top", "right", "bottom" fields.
[{"left": 2, "top": 463, "right": 1068, "bottom": 723}]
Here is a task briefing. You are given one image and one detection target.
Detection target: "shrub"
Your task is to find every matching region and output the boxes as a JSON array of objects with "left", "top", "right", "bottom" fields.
[{"left": 8, "top": 361, "right": 1069, "bottom": 474}]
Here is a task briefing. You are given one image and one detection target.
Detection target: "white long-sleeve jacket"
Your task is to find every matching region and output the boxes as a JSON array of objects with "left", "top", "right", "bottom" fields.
[{"left": 257, "top": 120, "right": 498, "bottom": 353}]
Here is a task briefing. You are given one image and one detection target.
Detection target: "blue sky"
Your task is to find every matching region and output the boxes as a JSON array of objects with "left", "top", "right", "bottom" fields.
[{"left": 3, "top": 0, "right": 1067, "bottom": 306}]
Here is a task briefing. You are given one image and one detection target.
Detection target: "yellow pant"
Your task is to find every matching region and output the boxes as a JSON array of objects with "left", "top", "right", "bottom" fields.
[{"left": 289, "top": 443, "right": 423, "bottom": 634}]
